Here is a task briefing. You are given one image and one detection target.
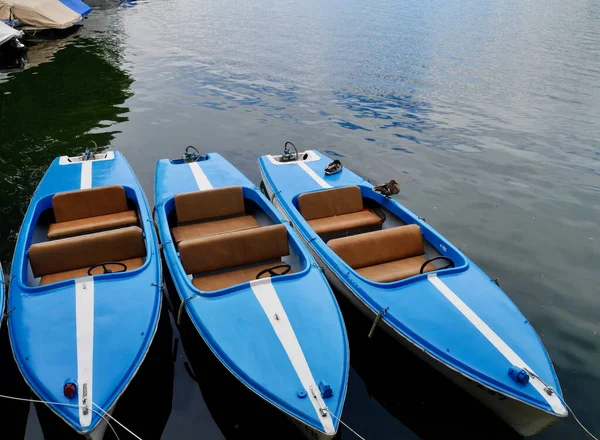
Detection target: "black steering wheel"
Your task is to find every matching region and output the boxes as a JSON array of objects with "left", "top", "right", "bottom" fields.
[
  {"left": 282, "top": 142, "right": 298, "bottom": 162},
  {"left": 419, "top": 256, "right": 455, "bottom": 274},
  {"left": 256, "top": 263, "right": 292, "bottom": 279},
  {"left": 88, "top": 262, "right": 128, "bottom": 276}
]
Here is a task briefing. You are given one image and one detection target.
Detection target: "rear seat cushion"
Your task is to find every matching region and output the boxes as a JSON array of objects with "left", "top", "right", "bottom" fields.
[
  {"left": 298, "top": 186, "right": 364, "bottom": 221},
  {"left": 309, "top": 210, "right": 382, "bottom": 235},
  {"left": 175, "top": 186, "right": 245, "bottom": 224},
  {"left": 29, "top": 226, "right": 146, "bottom": 278},
  {"left": 192, "top": 260, "right": 291, "bottom": 291},
  {"left": 179, "top": 224, "right": 289, "bottom": 274},
  {"left": 40, "top": 258, "right": 145, "bottom": 286},
  {"left": 52, "top": 185, "right": 129, "bottom": 222},
  {"left": 171, "top": 215, "right": 259, "bottom": 244},
  {"left": 328, "top": 224, "right": 425, "bottom": 269},
  {"left": 48, "top": 210, "right": 138, "bottom": 239},
  {"left": 356, "top": 257, "right": 436, "bottom": 283}
]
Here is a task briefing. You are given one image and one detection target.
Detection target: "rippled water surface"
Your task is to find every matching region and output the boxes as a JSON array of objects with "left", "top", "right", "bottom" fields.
[{"left": 1, "top": 0, "right": 599, "bottom": 439}]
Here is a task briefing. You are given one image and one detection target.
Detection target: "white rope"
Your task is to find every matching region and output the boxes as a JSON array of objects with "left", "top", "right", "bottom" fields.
[
  {"left": 558, "top": 396, "right": 599, "bottom": 440},
  {"left": 329, "top": 411, "right": 367, "bottom": 440},
  {"left": 0, "top": 393, "right": 121, "bottom": 440},
  {"left": 92, "top": 401, "right": 144, "bottom": 440}
]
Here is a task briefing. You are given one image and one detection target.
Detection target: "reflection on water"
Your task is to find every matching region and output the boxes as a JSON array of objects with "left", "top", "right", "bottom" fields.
[
  {"left": 0, "top": 0, "right": 599, "bottom": 438},
  {"left": 0, "top": 36, "right": 132, "bottom": 268}
]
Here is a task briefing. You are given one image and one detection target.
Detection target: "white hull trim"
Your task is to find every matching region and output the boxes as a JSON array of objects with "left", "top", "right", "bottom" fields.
[{"left": 260, "top": 174, "right": 564, "bottom": 437}]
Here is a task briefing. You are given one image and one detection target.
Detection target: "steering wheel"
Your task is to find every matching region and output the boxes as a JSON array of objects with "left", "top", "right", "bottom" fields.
[
  {"left": 419, "top": 256, "right": 455, "bottom": 274},
  {"left": 256, "top": 263, "right": 292, "bottom": 279},
  {"left": 281, "top": 142, "right": 298, "bottom": 162},
  {"left": 88, "top": 262, "right": 128, "bottom": 276}
]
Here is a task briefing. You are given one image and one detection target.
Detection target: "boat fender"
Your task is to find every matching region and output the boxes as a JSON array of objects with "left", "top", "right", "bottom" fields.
[
  {"left": 318, "top": 381, "right": 333, "bottom": 398},
  {"left": 63, "top": 379, "right": 77, "bottom": 398},
  {"left": 508, "top": 366, "right": 529, "bottom": 385}
]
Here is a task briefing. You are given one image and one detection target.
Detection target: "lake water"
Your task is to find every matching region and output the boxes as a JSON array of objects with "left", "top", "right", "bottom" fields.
[{"left": 1, "top": 0, "right": 599, "bottom": 439}]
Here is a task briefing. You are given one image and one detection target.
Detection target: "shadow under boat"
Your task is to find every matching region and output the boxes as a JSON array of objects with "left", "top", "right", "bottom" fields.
[
  {"left": 163, "top": 265, "right": 311, "bottom": 440},
  {"left": 336, "top": 290, "right": 523, "bottom": 440},
  {"left": 2, "top": 303, "right": 174, "bottom": 440}
]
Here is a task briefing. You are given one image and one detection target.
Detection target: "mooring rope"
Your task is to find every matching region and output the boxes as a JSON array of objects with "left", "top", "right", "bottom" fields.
[
  {"left": 0, "top": 393, "right": 124, "bottom": 440},
  {"left": 328, "top": 411, "right": 368, "bottom": 440}
]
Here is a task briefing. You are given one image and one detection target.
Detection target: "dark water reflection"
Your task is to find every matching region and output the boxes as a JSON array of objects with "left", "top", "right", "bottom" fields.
[{"left": 1, "top": 0, "right": 599, "bottom": 438}]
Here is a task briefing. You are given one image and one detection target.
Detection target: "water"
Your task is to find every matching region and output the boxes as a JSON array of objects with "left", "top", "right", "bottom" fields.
[{"left": 1, "top": 0, "right": 599, "bottom": 438}]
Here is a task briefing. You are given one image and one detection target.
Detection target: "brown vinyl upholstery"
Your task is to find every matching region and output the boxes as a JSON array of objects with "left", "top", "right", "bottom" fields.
[
  {"left": 171, "top": 186, "right": 260, "bottom": 243},
  {"left": 180, "top": 224, "right": 291, "bottom": 291},
  {"left": 48, "top": 211, "right": 138, "bottom": 239},
  {"left": 49, "top": 185, "right": 137, "bottom": 239},
  {"left": 192, "top": 261, "right": 287, "bottom": 291},
  {"left": 297, "top": 186, "right": 382, "bottom": 236},
  {"left": 171, "top": 215, "right": 259, "bottom": 244},
  {"left": 29, "top": 226, "right": 146, "bottom": 285},
  {"left": 328, "top": 224, "right": 436, "bottom": 283},
  {"left": 175, "top": 186, "right": 245, "bottom": 223}
]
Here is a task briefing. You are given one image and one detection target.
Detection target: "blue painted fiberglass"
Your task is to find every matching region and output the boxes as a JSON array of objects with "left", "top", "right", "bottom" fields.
[
  {"left": 259, "top": 149, "right": 567, "bottom": 435},
  {"left": 8, "top": 151, "right": 162, "bottom": 436},
  {"left": 154, "top": 152, "right": 349, "bottom": 438}
]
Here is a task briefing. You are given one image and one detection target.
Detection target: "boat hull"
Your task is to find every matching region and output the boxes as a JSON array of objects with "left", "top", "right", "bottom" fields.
[
  {"left": 261, "top": 171, "right": 561, "bottom": 437},
  {"left": 154, "top": 153, "right": 349, "bottom": 439}
]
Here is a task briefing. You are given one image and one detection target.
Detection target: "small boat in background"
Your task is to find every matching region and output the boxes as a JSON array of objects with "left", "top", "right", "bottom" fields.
[
  {"left": 154, "top": 150, "right": 349, "bottom": 440},
  {"left": 8, "top": 149, "right": 162, "bottom": 439},
  {"left": 0, "top": 0, "right": 90, "bottom": 32},
  {"left": 259, "top": 147, "right": 568, "bottom": 437},
  {"left": 0, "top": 20, "right": 24, "bottom": 52}
]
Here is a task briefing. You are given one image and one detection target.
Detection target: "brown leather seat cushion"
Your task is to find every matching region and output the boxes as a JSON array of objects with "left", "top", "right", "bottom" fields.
[
  {"left": 171, "top": 215, "right": 259, "bottom": 243},
  {"left": 192, "top": 260, "right": 293, "bottom": 291},
  {"left": 298, "top": 186, "right": 364, "bottom": 221},
  {"left": 175, "top": 186, "right": 245, "bottom": 224},
  {"left": 308, "top": 210, "right": 382, "bottom": 235},
  {"left": 48, "top": 210, "right": 138, "bottom": 239},
  {"left": 328, "top": 224, "right": 425, "bottom": 269},
  {"left": 328, "top": 224, "right": 433, "bottom": 283},
  {"left": 180, "top": 224, "right": 289, "bottom": 275},
  {"left": 29, "top": 226, "right": 146, "bottom": 279},
  {"left": 40, "top": 258, "right": 145, "bottom": 286},
  {"left": 52, "top": 185, "right": 129, "bottom": 222},
  {"left": 356, "top": 256, "right": 436, "bottom": 283}
]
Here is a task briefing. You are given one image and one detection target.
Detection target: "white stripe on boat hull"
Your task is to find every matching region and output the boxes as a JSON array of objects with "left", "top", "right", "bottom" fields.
[
  {"left": 189, "top": 162, "right": 213, "bottom": 190},
  {"left": 81, "top": 161, "right": 92, "bottom": 189},
  {"left": 297, "top": 162, "right": 331, "bottom": 189},
  {"left": 75, "top": 277, "right": 94, "bottom": 427},
  {"left": 250, "top": 278, "right": 335, "bottom": 436},
  {"left": 260, "top": 174, "right": 563, "bottom": 437}
]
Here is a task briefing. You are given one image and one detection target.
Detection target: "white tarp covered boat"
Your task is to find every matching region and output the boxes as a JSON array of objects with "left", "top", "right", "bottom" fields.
[
  {"left": 0, "top": 0, "right": 82, "bottom": 30},
  {"left": 0, "top": 20, "right": 22, "bottom": 46}
]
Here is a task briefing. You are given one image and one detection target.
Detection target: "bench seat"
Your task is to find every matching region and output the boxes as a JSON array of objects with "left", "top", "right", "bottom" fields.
[
  {"left": 48, "top": 185, "right": 137, "bottom": 239},
  {"left": 40, "top": 258, "right": 144, "bottom": 286},
  {"left": 48, "top": 210, "right": 138, "bottom": 239},
  {"left": 172, "top": 215, "right": 259, "bottom": 244},
  {"left": 298, "top": 186, "right": 382, "bottom": 237},
  {"left": 308, "top": 210, "right": 382, "bottom": 235},
  {"left": 180, "top": 224, "right": 291, "bottom": 291},
  {"left": 29, "top": 226, "right": 146, "bottom": 286},
  {"left": 328, "top": 224, "right": 436, "bottom": 283},
  {"left": 356, "top": 256, "right": 434, "bottom": 283},
  {"left": 192, "top": 260, "right": 291, "bottom": 291}
]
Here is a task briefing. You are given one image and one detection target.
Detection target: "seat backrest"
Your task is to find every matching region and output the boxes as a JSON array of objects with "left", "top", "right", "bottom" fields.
[
  {"left": 29, "top": 226, "right": 146, "bottom": 277},
  {"left": 52, "top": 185, "right": 129, "bottom": 223},
  {"left": 298, "top": 186, "right": 364, "bottom": 221},
  {"left": 328, "top": 224, "right": 425, "bottom": 269},
  {"left": 175, "top": 186, "right": 245, "bottom": 224},
  {"left": 179, "top": 224, "right": 289, "bottom": 274}
]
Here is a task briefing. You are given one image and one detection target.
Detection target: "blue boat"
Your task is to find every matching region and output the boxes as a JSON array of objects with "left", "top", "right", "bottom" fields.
[
  {"left": 154, "top": 150, "right": 349, "bottom": 439},
  {"left": 60, "top": 0, "right": 91, "bottom": 19},
  {"left": 8, "top": 150, "right": 162, "bottom": 439},
  {"left": 0, "top": 264, "right": 4, "bottom": 329},
  {"left": 259, "top": 147, "right": 568, "bottom": 437}
]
